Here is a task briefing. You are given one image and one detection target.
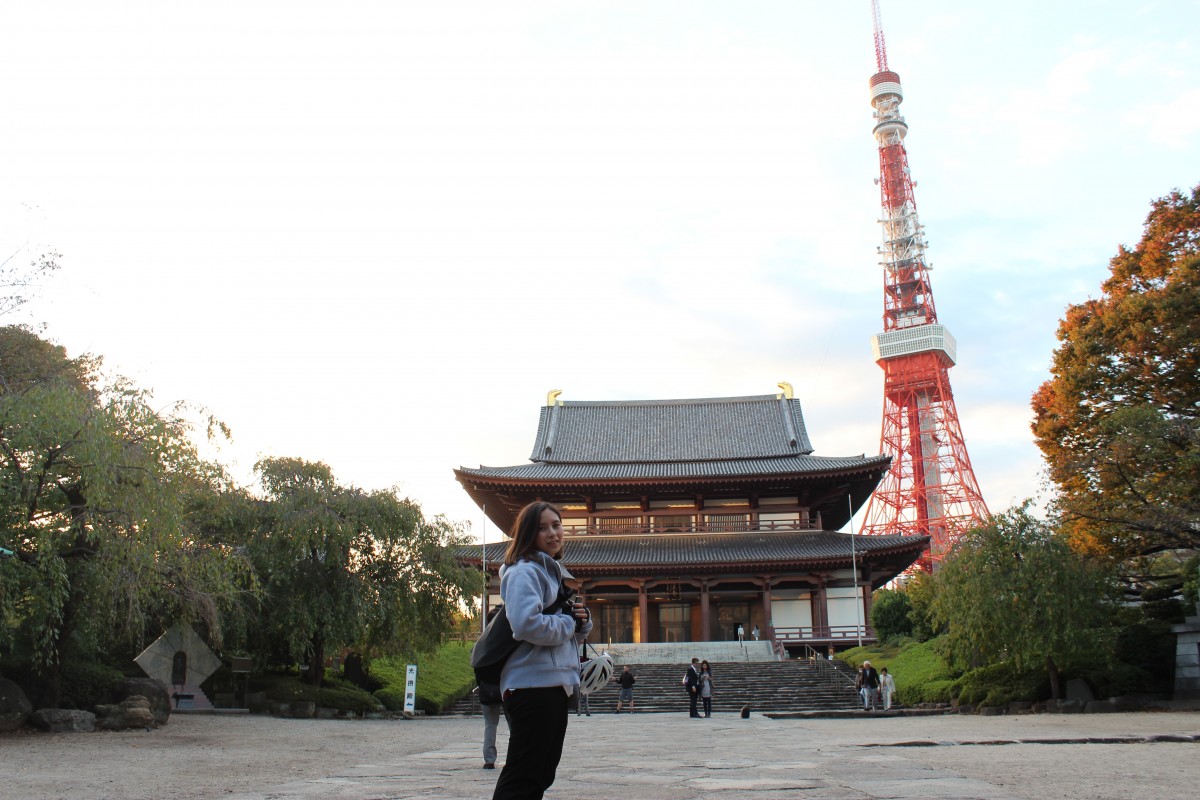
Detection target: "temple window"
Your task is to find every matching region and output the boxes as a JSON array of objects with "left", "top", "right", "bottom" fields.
[
  {"left": 651, "top": 514, "right": 694, "bottom": 533},
  {"left": 705, "top": 513, "right": 750, "bottom": 532}
]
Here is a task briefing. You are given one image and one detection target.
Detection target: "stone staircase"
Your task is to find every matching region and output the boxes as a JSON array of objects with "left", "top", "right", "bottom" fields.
[
  {"left": 170, "top": 683, "right": 215, "bottom": 712},
  {"left": 446, "top": 644, "right": 862, "bottom": 715}
]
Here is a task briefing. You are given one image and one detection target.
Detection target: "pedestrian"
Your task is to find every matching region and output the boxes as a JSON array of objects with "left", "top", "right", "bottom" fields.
[
  {"left": 616, "top": 665, "right": 636, "bottom": 713},
  {"left": 491, "top": 501, "right": 592, "bottom": 800},
  {"left": 854, "top": 665, "right": 866, "bottom": 708},
  {"left": 479, "top": 605, "right": 508, "bottom": 770},
  {"left": 699, "top": 660, "right": 714, "bottom": 717},
  {"left": 683, "top": 657, "right": 701, "bottom": 717},
  {"left": 576, "top": 687, "right": 591, "bottom": 716},
  {"left": 860, "top": 660, "right": 881, "bottom": 711},
  {"left": 736, "top": 623, "right": 745, "bottom": 643},
  {"left": 751, "top": 624, "right": 760, "bottom": 641},
  {"left": 880, "top": 666, "right": 895, "bottom": 711},
  {"left": 481, "top": 692, "right": 504, "bottom": 769}
]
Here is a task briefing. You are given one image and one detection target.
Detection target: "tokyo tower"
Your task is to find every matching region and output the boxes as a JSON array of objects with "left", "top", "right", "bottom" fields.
[{"left": 857, "top": 0, "right": 990, "bottom": 566}]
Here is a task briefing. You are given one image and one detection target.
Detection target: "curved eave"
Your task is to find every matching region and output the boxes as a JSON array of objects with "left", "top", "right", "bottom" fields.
[
  {"left": 454, "top": 456, "right": 891, "bottom": 534},
  {"left": 456, "top": 531, "right": 928, "bottom": 588}
]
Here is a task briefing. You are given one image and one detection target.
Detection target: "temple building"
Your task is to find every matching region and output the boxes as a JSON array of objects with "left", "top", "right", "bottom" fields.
[{"left": 454, "top": 385, "right": 927, "bottom": 651}]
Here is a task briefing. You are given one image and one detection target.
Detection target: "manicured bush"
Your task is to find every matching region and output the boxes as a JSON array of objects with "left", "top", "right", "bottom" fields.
[{"left": 58, "top": 661, "right": 125, "bottom": 710}]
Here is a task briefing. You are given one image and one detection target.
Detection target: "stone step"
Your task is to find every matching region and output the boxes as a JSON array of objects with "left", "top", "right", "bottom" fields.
[{"left": 447, "top": 658, "right": 865, "bottom": 715}]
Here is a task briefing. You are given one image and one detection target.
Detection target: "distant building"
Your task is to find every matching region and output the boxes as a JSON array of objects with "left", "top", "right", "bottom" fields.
[{"left": 455, "top": 389, "right": 927, "bottom": 650}]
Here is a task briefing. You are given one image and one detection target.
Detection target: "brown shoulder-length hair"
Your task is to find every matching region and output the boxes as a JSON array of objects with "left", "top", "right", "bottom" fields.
[{"left": 503, "top": 501, "right": 563, "bottom": 566}]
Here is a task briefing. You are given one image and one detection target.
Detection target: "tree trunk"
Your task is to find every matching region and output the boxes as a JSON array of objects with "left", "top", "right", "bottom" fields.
[
  {"left": 1047, "top": 654, "right": 1061, "bottom": 700},
  {"left": 305, "top": 633, "right": 325, "bottom": 686}
]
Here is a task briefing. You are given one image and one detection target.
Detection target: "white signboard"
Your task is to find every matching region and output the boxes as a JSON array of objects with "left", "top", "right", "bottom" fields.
[{"left": 404, "top": 664, "right": 418, "bottom": 715}]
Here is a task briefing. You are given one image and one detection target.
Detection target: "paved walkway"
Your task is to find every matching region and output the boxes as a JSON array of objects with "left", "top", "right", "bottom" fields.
[{"left": 4, "top": 709, "right": 1199, "bottom": 800}]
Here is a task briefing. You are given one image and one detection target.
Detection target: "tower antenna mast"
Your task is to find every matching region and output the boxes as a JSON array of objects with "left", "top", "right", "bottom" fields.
[{"left": 859, "top": 0, "right": 990, "bottom": 567}]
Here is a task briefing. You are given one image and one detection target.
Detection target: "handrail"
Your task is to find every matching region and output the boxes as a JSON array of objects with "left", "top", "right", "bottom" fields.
[
  {"left": 800, "top": 644, "right": 857, "bottom": 692},
  {"left": 772, "top": 625, "right": 875, "bottom": 643}
]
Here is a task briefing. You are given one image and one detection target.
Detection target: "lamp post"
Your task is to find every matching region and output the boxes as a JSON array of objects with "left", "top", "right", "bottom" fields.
[
  {"left": 848, "top": 493, "right": 863, "bottom": 647},
  {"left": 481, "top": 503, "right": 488, "bottom": 634}
]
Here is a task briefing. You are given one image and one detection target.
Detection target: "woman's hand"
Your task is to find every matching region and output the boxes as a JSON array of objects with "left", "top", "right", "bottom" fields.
[{"left": 572, "top": 597, "right": 590, "bottom": 628}]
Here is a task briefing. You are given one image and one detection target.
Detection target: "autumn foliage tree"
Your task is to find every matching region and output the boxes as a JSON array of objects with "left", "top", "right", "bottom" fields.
[{"left": 1032, "top": 184, "right": 1200, "bottom": 563}]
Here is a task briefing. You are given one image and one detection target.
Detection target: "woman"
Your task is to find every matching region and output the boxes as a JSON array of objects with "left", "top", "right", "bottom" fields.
[
  {"left": 699, "top": 660, "right": 714, "bottom": 718},
  {"left": 879, "top": 666, "right": 896, "bottom": 711},
  {"left": 492, "top": 502, "right": 591, "bottom": 800}
]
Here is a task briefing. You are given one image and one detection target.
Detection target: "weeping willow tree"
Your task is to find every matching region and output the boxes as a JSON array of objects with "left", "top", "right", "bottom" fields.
[{"left": 0, "top": 326, "right": 254, "bottom": 705}]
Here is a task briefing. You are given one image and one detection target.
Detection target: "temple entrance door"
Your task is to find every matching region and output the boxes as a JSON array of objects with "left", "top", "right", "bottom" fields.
[
  {"left": 659, "top": 603, "right": 691, "bottom": 643},
  {"left": 598, "top": 604, "right": 634, "bottom": 644},
  {"left": 715, "top": 603, "right": 749, "bottom": 641}
]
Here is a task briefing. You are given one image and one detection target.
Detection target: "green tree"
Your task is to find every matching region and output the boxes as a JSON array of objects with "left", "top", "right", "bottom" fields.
[
  {"left": 0, "top": 327, "right": 251, "bottom": 703},
  {"left": 928, "top": 505, "right": 1117, "bottom": 698},
  {"left": 1032, "top": 184, "right": 1200, "bottom": 563},
  {"left": 870, "top": 588, "right": 913, "bottom": 641},
  {"left": 247, "top": 457, "right": 482, "bottom": 683}
]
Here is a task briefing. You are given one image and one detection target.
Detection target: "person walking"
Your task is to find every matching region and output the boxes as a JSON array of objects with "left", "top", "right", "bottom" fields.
[
  {"left": 736, "top": 623, "right": 745, "bottom": 643},
  {"left": 879, "top": 666, "right": 896, "bottom": 711},
  {"left": 699, "top": 660, "right": 714, "bottom": 718},
  {"left": 861, "top": 660, "right": 881, "bottom": 711},
  {"left": 576, "top": 687, "right": 591, "bottom": 716},
  {"left": 616, "top": 665, "right": 636, "bottom": 713},
  {"left": 751, "top": 624, "right": 760, "bottom": 641},
  {"left": 481, "top": 692, "right": 504, "bottom": 769},
  {"left": 479, "top": 606, "right": 508, "bottom": 770},
  {"left": 491, "top": 501, "right": 592, "bottom": 800},
  {"left": 683, "top": 657, "right": 701, "bottom": 718}
]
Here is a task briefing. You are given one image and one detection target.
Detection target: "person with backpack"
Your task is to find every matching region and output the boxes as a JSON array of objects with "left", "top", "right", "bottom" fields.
[{"left": 490, "top": 501, "right": 591, "bottom": 800}]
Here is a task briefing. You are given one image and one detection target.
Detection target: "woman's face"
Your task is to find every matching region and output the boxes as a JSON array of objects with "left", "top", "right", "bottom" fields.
[{"left": 534, "top": 508, "right": 564, "bottom": 556}]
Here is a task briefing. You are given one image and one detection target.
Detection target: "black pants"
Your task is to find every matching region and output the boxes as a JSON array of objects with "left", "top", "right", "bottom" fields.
[
  {"left": 492, "top": 687, "right": 570, "bottom": 800},
  {"left": 688, "top": 688, "right": 699, "bottom": 716},
  {"left": 702, "top": 696, "right": 712, "bottom": 716}
]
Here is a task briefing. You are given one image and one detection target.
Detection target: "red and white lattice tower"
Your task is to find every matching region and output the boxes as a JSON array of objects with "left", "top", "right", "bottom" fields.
[{"left": 858, "top": 0, "right": 990, "bottom": 567}]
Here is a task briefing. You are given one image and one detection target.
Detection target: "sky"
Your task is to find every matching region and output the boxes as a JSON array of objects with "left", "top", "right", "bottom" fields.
[{"left": 2, "top": 1, "right": 1197, "bottom": 543}]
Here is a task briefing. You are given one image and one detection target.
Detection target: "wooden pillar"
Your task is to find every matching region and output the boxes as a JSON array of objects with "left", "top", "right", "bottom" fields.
[
  {"left": 700, "top": 581, "right": 711, "bottom": 642},
  {"left": 815, "top": 577, "right": 829, "bottom": 636},
  {"left": 760, "top": 578, "right": 774, "bottom": 638},
  {"left": 861, "top": 571, "right": 873, "bottom": 636},
  {"left": 638, "top": 582, "right": 649, "bottom": 644}
]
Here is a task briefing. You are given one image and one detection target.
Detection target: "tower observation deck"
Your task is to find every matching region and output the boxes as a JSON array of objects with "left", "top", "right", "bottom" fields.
[{"left": 857, "top": 0, "right": 989, "bottom": 566}]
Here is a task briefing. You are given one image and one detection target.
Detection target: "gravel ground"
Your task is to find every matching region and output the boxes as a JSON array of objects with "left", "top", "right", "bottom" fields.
[{"left": 2, "top": 709, "right": 1199, "bottom": 800}]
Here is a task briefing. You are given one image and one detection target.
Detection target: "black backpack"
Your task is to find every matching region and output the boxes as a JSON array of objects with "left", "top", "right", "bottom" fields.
[{"left": 471, "top": 584, "right": 574, "bottom": 705}]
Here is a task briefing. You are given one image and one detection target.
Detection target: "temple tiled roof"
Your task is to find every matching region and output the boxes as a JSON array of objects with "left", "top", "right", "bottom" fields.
[
  {"left": 528, "top": 395, "right": 813, "bottom": 464},
  {"left": 457, "top": 453, "right": 888, "bottom": 482},
  {"left": 457, "top": 530, "right": 927, "bottom": 574}
]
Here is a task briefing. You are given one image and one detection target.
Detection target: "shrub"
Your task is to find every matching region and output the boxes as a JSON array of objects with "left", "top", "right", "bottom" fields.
[
  {"left": 58, "top": 661, "right": 125, "bottom": 710},
  {"left": 952, "top": 662, "right": 1048, "bottom": 707},
  {"left": 871, "top": 589, "right": 914, "bottom": 642}
]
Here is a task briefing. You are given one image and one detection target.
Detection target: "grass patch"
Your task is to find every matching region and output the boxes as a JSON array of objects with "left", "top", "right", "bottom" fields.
[
  {"left": 372, "top": 640, "right": 475, "bottom": 714},
  {"left": 839, "top": 640, "right": 957, "bottom": 706}
]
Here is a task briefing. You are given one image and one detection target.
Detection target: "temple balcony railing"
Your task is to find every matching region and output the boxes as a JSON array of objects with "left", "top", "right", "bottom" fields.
[
  {"left": 771, "top": 625, "right": 876, "bottom": 645},
  {"left": 562, "top": 519, "right": 820, "bottom": 536}
]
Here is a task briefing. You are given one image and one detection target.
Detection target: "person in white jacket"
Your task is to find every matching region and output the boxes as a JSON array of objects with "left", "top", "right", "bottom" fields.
[
  {"left": 492, "top": 501, "right": 592, "bottom": 800},
  {"left": 879, "top": 667, "right": 896, "bottom": 711}
]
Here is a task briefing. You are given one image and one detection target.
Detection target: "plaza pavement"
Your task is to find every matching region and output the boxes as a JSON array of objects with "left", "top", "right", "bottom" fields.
[{"left": 3, "top": 707, "right": 1198, "bottom": 800}]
